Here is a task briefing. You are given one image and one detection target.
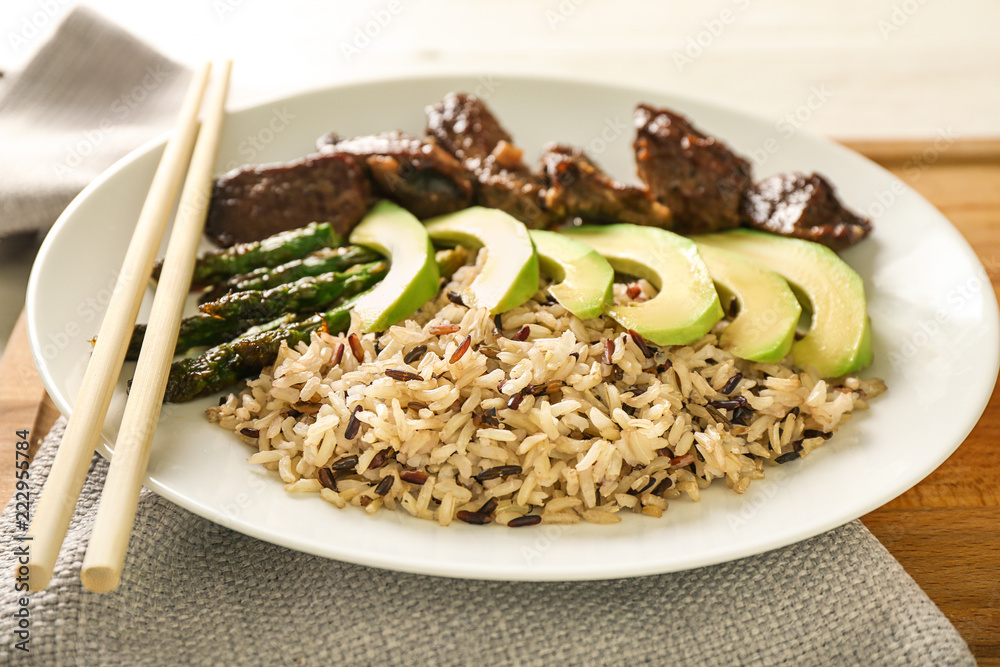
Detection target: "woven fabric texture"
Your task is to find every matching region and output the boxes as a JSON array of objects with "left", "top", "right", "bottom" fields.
[{"left": 0, "top": 421, "right": 975, "bottom": 666}]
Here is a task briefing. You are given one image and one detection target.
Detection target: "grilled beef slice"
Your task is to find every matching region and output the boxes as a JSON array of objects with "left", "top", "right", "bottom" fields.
[
  {"left": 634, "top": 103, "right": 752, "bottom": 234},
  {"left": 205, "top": 153, "right": 372, "bottom": 247},
  {"left": 426, "top": 92, "right": 553, "bottom": 228},
  {"left": 317, "top": 131, "right": 474, "bottom": 219},
  {"left": 539, "top": 144, "right": 671, "bottom": 227},
  {"left": 742, "top": 172, "right": 872, "bottom": 250}
]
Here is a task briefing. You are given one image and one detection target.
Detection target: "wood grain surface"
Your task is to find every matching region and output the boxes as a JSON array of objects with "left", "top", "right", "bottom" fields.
[{"left": 1, "top": 140, "right": 997, "bottom": 663}]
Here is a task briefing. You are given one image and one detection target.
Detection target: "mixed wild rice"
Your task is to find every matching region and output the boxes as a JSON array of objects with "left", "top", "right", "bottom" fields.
[{"left": 208, "top": 252, "right": 886, "bottom": 527}]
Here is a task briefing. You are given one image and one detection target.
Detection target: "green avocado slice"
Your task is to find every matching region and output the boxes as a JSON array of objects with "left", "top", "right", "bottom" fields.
[
  {"left": 424, "top": 207, "right": 539, "bottom": 313},
  {"left": 561, "top": 224, "right": 724, "bottom": 345},
  {"left": 695, "top": 229, "right": 872, "bottom": 377},
  {"left": 529, "top": 230, "right": 613, "bottom": 320},
  {"left": 348, "top": 201, "right": 440, "bottom": 332},
  {"left": 694, "top": 242, "right": 801, "bottom": 363}
]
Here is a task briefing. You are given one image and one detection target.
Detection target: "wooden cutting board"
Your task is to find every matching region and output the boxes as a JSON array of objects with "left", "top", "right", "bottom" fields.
[{"left": 1, "top": 139, "right": 997, "bottom": 664}]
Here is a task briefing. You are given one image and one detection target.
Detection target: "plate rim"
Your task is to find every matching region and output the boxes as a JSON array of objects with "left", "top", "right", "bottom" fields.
[{"left": 27, "top": 72, "right": 1000, "bottom": 581}]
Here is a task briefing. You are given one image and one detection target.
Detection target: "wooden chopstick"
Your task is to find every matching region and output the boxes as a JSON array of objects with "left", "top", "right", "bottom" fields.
[
  {"left": 79, "top": 61, "right": 232, "bottom": 593},
  {"left": 25, "top": 63, "right": 213, "bottom": 592}
]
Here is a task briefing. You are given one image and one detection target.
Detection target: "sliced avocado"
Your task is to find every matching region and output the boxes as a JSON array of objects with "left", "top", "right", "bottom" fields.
[
  {"left": 696, "top": 229, "right": 872, "bottom": 377},
  {"left": 424, "top": 207, "right": 539, "bottom": 313},
  {"left": 561, "top": 224, "right": 724, "bottom": 345},
  {"left": 694, "top": 243, "right": 801, "bottom": 363},
  {"left": 348, "top": 201, "right": 440, "bottom": 332},
  {"left": 529, "top": 230, "right": 613, "bottom": 319}
]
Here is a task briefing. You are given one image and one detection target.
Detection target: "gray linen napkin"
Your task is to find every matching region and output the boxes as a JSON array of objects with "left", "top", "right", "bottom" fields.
[
  {"left": 0, "top": 420, "right": 976, "bottom": 665},
  {"left": 0, "top": 6, "right": 191, "bottom": 236},
  {"left": 0, "top": 9, "right": 976, "bottom": 667}
]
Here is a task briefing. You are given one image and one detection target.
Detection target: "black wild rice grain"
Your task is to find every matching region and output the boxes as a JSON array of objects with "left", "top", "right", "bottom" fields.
[
  {"left": 508, "top": 515, "right": 542, "bottom": 528},
  {"left": 511, "top": 325, "right": 530, "bottom": 342},
  {"left": 775, "top": 450, "right": 801, "bottom": 464},
  {"left": 477, "top": 498, "right": 498, "bottom": 515},
  {"left": 331, "top": 342, "right": 345, "bottom": 366},
  {"left": 705, "top": 405, "right": 731, "bottom": 426},
  {"left": 386, "top": 369, "right": 424, "bottom": 382},
  {"left": 374, "top": 476, "right": 394, "bottom": 496},
  {"left": 481, "top": 408, "right": 500, "bottom": 428},
  {"left": 404, "top": 345, "right": 428, "bottom": 365},
  {"left": 317, "top": 468, "right": 337, "bottom": 491},
  {"left": 447, "top": 291, "right": 466, "bottom": 306},
  {"left": 803, "top": 429, "right": 832, "bottom": 440},
  {"left": 507, "top": 393, "right": 524, "bottom": 410},
  {"left": 240, "top": 427, "right": 260, "bottom": 438},
  {"left": 707, "top": 396, "right": 749, "bottom": 410},
  {"left": 651, "top": 477, "right": 673, "bottom": 496},
  {"left": 628, "top": 329, "right": 654, "bottom": 359},
  {"left": 528, "top": 380, "right": 562, "bottom": 396},
  {"left": 456, "top": 510, "right": 492, "bottom": 525},
  {"left": 628, "top": 477, "right": 656, "bottom": 495},
  {"left": 344, "top": 406, "right": 363, "bottom": 439},
  {"left": 330, "top": 454, "right": 359, "bottom": 471},
  {"left": 721, "top": 372, "right": 743, "bottom": 394},
  {"left": 450, "top": 334, "right": 472, "bottom": 363},
  {"left": 400, "top": 470, "right": 429, "bottom": 484},
  {"left": 369, "top": 449, "right": 391, "bottom": 469},
  {"left": 359, "top": 496, "right": 373, "bottom": 507},
  {"left": 475, "top": 465, "right": 523, "bottom": 482},
  {"left": 347, "top": 333, "right": 365, "bottom": 362},
  {"left": 612, "top": 366, "right": 624, "bottom": 382},
  {"left": 731, "top": 406, "right": 753, "bottom": 426}
]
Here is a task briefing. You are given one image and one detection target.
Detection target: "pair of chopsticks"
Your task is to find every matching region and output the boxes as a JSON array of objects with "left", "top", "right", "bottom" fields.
[{"left": 26, "top": 61, "right": 232, "bottom": 593}]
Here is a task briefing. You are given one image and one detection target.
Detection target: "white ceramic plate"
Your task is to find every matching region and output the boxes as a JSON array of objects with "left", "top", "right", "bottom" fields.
[{"left": 27, "top": 75, "right": 999, "bottom": 581}]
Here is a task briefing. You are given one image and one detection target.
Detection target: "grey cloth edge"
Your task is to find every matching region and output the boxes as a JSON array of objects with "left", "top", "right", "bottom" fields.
[
  {"left": 0, "top": 418, "right": 975, "bottom": 666},
  {"left": 0, "top": 5, "right": 191, "bottom": 236}
]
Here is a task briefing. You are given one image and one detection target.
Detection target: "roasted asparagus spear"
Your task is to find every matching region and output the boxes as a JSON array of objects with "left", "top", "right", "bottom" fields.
[
  {"left": 127, "top": 264, "right": 385, "bottom": 360},
  {"left": 154, "top": 221, "right": 342, "bottom": 288},
  {"left": 164, "top": 295, "right": 360, "bottom": 403},
  {"left": 198, "top": 245, "right": 380, "bottom": 303},
  {"left": 199, "top": 262, "right": 388, "bottom": 322}
]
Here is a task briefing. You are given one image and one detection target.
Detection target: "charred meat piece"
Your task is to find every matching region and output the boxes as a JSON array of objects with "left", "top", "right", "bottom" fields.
[
  {"left": 205, "top": 153, "right": 371, "bottom": 247},
  {"left": 426, "top": 92, "right": 554, "bottom": 228},
  {"left": 634, "top": 104, "right": 752, "bottom": 234},
  {"left": 742, "top": 172, "right": 872, "bottom": 250},
  {"left": 539, "top": 144, "right": 672, "bottom": 227},
  {"left": 317, "top": 131, "right": 474, "bottom": 219}
]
